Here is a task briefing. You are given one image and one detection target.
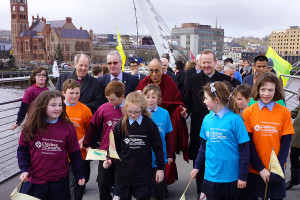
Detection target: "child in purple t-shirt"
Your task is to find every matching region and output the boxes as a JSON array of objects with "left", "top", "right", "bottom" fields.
[
  {"left": 17, "top": 90, "right": 85, "bottom": 200},
  {"left": 83, "top": 81, "right": 125, "bottom": 200},
  {"left": 10, "top": 66, "right": 49, "bottom": 130}
]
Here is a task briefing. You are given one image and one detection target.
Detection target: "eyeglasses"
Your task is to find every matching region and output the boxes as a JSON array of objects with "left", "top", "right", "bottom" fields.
[
  {"left": 148, "top": 69, "right": 161, "bottom": 74},
  {"left": 210, "top": 83, "right": 218, "bottom": 97},
  {"left": 127, "top": 110, "right": 142, "bottom": 116},
  {"left": 36, "top": 73, "right": 47, "bottom": 77},
  {"left": 107, "top": 62, "right": 120, "bottom": 66}
]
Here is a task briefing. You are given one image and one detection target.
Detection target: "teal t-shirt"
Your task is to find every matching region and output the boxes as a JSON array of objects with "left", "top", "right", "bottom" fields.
[
  {"left": 200, "top": 110, "right": 249, "bottom": 182},
  {"left": 151, "top": 106, "right": 173, "bottom": 168}
]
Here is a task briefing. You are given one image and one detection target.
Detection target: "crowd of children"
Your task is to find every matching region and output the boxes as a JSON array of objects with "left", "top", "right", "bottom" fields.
[{"left": 15, "top": 59, "right": 299, "bottom": 200}]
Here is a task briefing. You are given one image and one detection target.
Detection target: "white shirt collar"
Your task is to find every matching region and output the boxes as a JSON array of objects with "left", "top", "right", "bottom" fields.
[
  {"left": 129, "top": 115, "right": 143, "bottom": 125},
  {"left": 110, "top": 71, "right": 123, "bottom": 82}
]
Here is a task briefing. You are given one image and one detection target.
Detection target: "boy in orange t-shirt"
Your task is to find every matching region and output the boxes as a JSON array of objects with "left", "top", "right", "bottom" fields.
[
  {"left": 63, "top": 79, "right": 92, "bottom": 200},
  {"left": 242, "top": 72, "right": 294, "bottom": 200}
]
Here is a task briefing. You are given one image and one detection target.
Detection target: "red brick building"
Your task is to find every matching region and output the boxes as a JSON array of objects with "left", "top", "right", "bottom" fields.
[{"left": 10, "top": 0, "right": 93, "bottom": 64}]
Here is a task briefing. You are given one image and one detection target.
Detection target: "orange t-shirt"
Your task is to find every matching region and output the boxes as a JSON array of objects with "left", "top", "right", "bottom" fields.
[
  {"left": 66, "top": 101, "right": 92, "bottom": 159},
  {"left": 243, "top": 103, "right": 294, "bottom": 174}
]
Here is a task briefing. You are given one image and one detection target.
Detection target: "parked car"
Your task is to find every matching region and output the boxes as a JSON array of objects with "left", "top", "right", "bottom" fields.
[
  {"left": 18, "top": 67, "right": 27, "bottom": 70},
  {"left": 30, "top": 61, "right": 37, "bottom": 66},
  {"left": 61, "top": 63, "right": 72, "bottom": 70}
]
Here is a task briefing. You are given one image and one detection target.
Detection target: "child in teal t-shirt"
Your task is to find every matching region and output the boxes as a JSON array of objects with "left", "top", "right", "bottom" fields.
[{"left": 143, "top": 84, "right": 173, "bottom": 199}]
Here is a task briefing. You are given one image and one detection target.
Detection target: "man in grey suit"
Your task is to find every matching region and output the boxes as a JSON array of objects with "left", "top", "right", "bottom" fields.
[
  {"left": 55, "top": 53, "right": 102, "bottom": 114},
  {"left": 161, "top": 57, "right": 178, "bottom": 86},
  {"left": 99, "top": 51, "right": 139, "bottom": 103}
]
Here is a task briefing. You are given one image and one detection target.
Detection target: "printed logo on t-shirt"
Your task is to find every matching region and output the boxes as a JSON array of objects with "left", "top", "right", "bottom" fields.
[
  {"left": 107, "top": 120, "right": 113, "bottom": 126},
  {"left": 207, "top": 128, "right": 228, "bottom": 142},
  {"left": 35, "top": 141, "right": 42, "bottom": 148},
  {"left": 123, "top": 135, "right": 146, "bottom": 149},
  {"left": 254, "top": 125, "right": 261, "bottom": 131},
  {"left": 124, "top": 138, "right": 130, "bottom": 144},
  {"left": 254, "top": 122, "right": 279, "bottom": 135},
  {"left": 206, "top": 131, "right": 210, "bottom": 138},
  {"left": 36, "top": 138, "right": 63, "bottom": 155}
]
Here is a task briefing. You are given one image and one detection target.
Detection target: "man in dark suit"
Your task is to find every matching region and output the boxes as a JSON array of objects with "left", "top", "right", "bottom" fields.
[
  {"left": 184, "top": 49, "right": 240, "bottom": 199},
  {"left": 99, "top": 51, "right": 139, "bottom": 103},
  {"left": 129, "top": 60, "right": 146, "bottom": 81},
  {"left": 243, "top": 55, "right": 269, "bottom": 88},
  {"left": 56, "top": 53, "right": 102, "bottom": 114},
  {"left": 161, "top": 57, "right": 178, "bottom": 86},
  {"left": 55, "top": 53, "right": 102, "bottom": 195}
]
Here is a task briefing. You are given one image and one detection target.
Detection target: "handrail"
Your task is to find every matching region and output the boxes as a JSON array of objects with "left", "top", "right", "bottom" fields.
[
  {"left": 0, "top": 97, "right": 21, "bottom": 183},
  {"left": 0, "top": 98, "right": 22, "bottom": 106},
  {"left": 284, "top": 88, "right": 298, "bottom": 95},
  {"left": 280, "top": 74, "right": 300, "bottom": 79}
]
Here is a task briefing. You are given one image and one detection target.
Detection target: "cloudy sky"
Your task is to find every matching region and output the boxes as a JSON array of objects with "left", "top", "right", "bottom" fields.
[{"left": 1, "top": 0, "right": 299, "bottom": 38}]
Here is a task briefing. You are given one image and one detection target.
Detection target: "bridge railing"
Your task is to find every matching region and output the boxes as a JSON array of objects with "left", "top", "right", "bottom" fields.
[{"left": 0, "top": 98, "right": 22, "bottom": 183}]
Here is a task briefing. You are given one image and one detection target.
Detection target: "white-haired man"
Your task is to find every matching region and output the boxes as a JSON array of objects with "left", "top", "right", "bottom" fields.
[
  {"left": 223, "top": 63, "right": 241, "bottom": 87},
  {"left": 56, "top": 53, "right": 103, "bottom": 114}
]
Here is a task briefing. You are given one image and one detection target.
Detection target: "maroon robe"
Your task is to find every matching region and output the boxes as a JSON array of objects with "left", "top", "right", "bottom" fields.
[{"left": 136, "top": 74, "right": 189, "bottom": 185}]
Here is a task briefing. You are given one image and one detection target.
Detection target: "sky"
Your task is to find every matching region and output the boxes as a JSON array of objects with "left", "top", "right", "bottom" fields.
[{"left": 1, "top": 0, "right": 299, "bottom": 38}]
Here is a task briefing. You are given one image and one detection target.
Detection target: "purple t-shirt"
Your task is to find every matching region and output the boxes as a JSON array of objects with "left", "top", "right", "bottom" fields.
[
  {"left": 18, "top": 119, "right": 80, "bottom": 184},
  {"left": 91, "top": 102, "right": 123, "bottom": 150},
  {"left": 22, "top": 85, "right": 49, "bottom": 104}
]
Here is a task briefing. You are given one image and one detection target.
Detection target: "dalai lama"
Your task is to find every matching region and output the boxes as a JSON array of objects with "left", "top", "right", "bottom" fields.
[{"left": 136, "top": 58, "right": 189, "bottom": 189}]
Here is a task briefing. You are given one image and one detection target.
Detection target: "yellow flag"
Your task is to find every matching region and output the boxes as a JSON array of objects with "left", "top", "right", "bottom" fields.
[
  {"left": 269, "top": 149, "right": 285, "bottom": 179},
  {"left": 179, "top": 193, "right": 185, "bottom": 200},
  {"left": 10, "top": 181, "right": 40, "bottom": 200},
  {"left": 265, "top": 46, "right": 292, "bottom": 86},
  {"left": 109, "top": 131, "right": 121, "bottom": 160},
  {"left": 116, "top": 27, "right": 126, "bottom": 72},
  {"left": 85, "top": 148, "right": 107, "bottom": 160}
]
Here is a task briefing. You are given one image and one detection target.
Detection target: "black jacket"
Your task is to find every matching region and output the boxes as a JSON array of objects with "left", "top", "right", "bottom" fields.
[
  {"left": 55, "top": 71, "right": 103, "bottom": 113},
  {"left": 176, "top": 69, "right": 185, "bottom": 98},
  {"left": 184, "top": 70, "right": 240, "bottom": 160},
  {"left": 166, "top": 70, "right": 178, "bottom": 86}
]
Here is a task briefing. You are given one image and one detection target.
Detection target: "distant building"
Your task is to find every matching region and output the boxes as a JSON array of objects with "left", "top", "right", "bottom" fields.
[
  {"left": 0, "top": 42, "right": 12, "bottom": 51},
  {"left": 10, "top": 0, "right": 93, "bottom": 64},
  {"left": 269, "top": 26, "right": 300, "bottom": 64},
  {"left": 0, "top": 30, "right": 11, "bottom": 41},
  {"left": 223, "top": 52, "right": 242, "bottom": 63},
  {"left": 171, "top": 22, "right": 224, "bottom": 60},
  {"left": 232, "top": 43, "right": 242, "bottom": 52},
  {"left": 141, "top": 37, "right": 154, "bottom": 45}
]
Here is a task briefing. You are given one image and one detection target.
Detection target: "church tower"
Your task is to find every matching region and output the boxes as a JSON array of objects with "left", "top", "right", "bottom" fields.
[{"left": 10, "top": 0, "right": 29, "bottom": 54}]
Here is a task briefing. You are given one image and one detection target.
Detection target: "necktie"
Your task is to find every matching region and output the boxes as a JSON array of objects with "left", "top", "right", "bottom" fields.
[{"left": 113, "top": 77, "right": 118, "bottom": 81}]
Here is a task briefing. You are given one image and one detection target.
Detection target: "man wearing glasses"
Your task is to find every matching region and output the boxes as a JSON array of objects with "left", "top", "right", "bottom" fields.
[
  {"left": 184, "top": 49, "right": 239, "bottom": 200},
  {"left": 129, "top": 60, "right": 146, "bottom": 81},
  {"left": 99, "top": 51, "right": 139, "bottom": 103},
  {"left": 56, "top": 53, "right": 102, "bottom": 114}
]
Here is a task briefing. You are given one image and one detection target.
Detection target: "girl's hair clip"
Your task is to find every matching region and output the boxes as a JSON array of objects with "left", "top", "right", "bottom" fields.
[{"left": 136, "top": 90, "right": 142, "bottom": 94}]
